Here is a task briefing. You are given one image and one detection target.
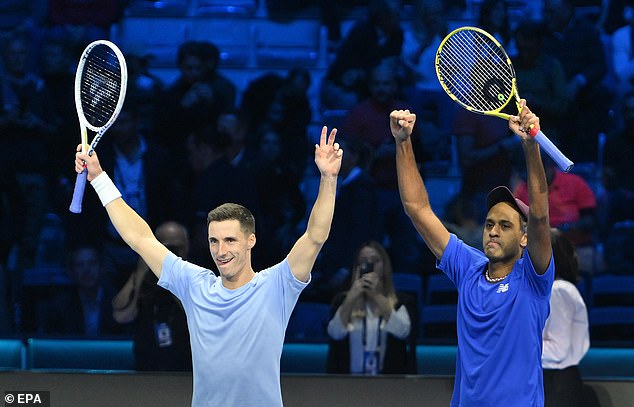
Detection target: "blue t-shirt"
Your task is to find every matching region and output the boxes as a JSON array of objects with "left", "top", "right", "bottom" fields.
[
  {"left": 437, "top": 234, "right": 554, "bottom": 407},
  {"left": 158, "top": 253, "right": 309, "bottom": 406}
]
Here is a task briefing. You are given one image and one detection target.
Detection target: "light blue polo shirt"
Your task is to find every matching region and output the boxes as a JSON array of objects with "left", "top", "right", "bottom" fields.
[
  {"left": 159, "top": 253, "right": 308, "bottom": 406},
  {"left": 438, "top": 234, "right": 554, "bottom": 407}
]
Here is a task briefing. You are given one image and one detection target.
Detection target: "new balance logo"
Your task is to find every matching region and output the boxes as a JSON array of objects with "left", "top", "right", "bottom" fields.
[{"left": 496, "top": 283, "right": 509, "bottom": 293}]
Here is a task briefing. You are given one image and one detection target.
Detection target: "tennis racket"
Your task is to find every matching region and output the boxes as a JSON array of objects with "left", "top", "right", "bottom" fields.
[
  {"left": 435, "top": 26, "right": 574, "bottom": 172},
  {"left": 69, "top": 40, "right": 127, "bottom": 213}
]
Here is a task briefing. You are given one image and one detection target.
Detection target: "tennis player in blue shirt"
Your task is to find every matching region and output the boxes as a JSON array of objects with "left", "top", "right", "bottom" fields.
[
  {"left": 391, "top": 100, "right": 554, "bottom": 407},
  {"left": 75, "top": 125, "right": 343, "bottom": 406}
]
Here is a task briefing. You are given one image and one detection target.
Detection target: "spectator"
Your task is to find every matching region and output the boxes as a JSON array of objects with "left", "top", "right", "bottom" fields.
[
  {"left": 312, "top": 138, "right": 379, "bottom": 299},
  {"left": 39, "top": 34, "right": 78, "bottom": 187},
  {"left": 477, "top": 0, "right": 514, "bottom": 55},
  {"left": 266, "top": 0, "right": 368, "bottom": 45},
  {"left": 442, "top": 194, "right": 482, "bottom": 249},
  {"left": 542, "top": 228, "right": 590, "bottom": 407},
  {"left": 240, "top": 72, "right": 284, "bottom": 137},
  {"left": 265, "top": 67, "right": 314, "bottom": 179},
  {"left": 401, "top": 0, "right": 455, "bottom": 160},
  {"left": 321, "top": 0, "right": 403, "bottom": 110},
  {"left": 122, "top": 47, "right": 164, "bottom": 135},
  {"left": 250, "top": 125, "right": 306, "bottom": 269},
  {"left": 401, "top": 0, "right": 447, "bottom": 92},
  {"left": 0, "top": 1, "right": 46, "bottom": 34},
  {"left": 47, "top": 0, "right": 120, "bottom": 45},
  {"left": 341, "top": 61, "right": 423, "bottom": 274},
  {"left": 326, "top": 240, "right": 416, "bottom": 374},
  {"left": 44, "top": 245, "right": 119, "bottom": 336},
  {"left": 543, "top": 0, "right": 612, "bottom": 161},
  {"left": 513, "top": 20, "right": 569, "bottom": 146},
  {"left": 452, "top": 107, "right": 520, "bottom": 223},
  {"left": 155, "top": 41, "right": 236, "bottom": 168},
  {"left": 0, "top": 31, "right": 56, "bottom": 323},
  {"left": 217, "top": 107, "right": 254, "bottom": 169},
  {"left": 514, "top": 156, "right": 597, "bottom": 268},
  {"left": 603, "top": 91, "right": 634, "bottom": 227},
  {"left": 112, "top": 221, "right": 192, "bottom": 371}
]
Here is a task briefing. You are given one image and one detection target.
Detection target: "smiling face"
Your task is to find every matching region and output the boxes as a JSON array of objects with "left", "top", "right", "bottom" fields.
[
  {"left": 208, "top": 219, "right": 256, "bottom": 288},
  {"left": 482, "top": 202, "right": 527, "bottom": 262}
]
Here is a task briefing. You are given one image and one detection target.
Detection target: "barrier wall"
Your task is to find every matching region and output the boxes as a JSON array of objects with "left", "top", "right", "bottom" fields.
[
  {"left": 0, "top": 371, "right": 632, "bottom": 407},
  {"left": 2, "top": 339, "right": 634, "bottom": 379}
]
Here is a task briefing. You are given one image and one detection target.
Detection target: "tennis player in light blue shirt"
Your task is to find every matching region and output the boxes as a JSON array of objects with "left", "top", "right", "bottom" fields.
[
  {"left": 391, "top": 101, "right": 554, "bottom": 407},
  {"left": 75, "top": 125, "right": 343, "bottom": 406}
]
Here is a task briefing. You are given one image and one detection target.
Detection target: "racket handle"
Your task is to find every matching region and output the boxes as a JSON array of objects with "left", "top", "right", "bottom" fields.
[
  {"left": 532, "top": 129, "right": 574, "bottom": 173},
  {"left": 69, "top": 169, "right": 88, "bottom": 213}
]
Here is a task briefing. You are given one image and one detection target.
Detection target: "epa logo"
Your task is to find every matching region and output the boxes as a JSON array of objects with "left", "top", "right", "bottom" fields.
[{"left": 4, "top": 391, "right": 50, "bottom": 406}]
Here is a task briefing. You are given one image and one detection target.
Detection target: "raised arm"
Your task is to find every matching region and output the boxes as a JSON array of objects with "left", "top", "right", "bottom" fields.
[
  {"left": 287, "top": 126, "right": 342, "bottom": 282},
  {"left": 391, "top": 110, "right": 450, "bottom": 260},
  {"left": 75, "top": 146, "right": 168, "bottom": 278},
  {"left": 508, "top": 100, "right": 551, "bottom": 274}
]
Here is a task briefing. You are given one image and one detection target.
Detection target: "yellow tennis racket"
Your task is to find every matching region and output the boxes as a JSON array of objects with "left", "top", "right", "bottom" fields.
[{"left": 435, "top": 26, "right": 573, "bottom": 172}]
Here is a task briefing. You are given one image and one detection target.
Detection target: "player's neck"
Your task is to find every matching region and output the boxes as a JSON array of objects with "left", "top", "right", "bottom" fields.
[{"left": 221, "top": 267, "right": 256, "bottom": 290}]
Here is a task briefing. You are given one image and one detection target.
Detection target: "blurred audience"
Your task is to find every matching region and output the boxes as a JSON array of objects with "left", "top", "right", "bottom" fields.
[
  {"left": 250, "top": 125, "right": 306, "bottom": 268},
  {"left": 452, "top": 108, "right": 519, "bottom": 223},
  {"left": 155, "top": 40, "right": 237, "bottom": 169},
  {"left": 112, "top": 221, "right": 192, "bottom": 371},
  {"left": 603, "top": 91, "right": 634, "bottom": 227},
  {"left": 326, "top": 241, "right": 416, "bottom": 374},
  {"left": 321, "top": 0, "right": 403, "bottom": 110},
  {"left": 341, "top": 61, "right": 424, "bottom": 274},
  {"left": 477, "top": 0, "right": 515, "bottom": 56},
  {"left": 401, "top": 0, "right": 455, "bottom": 160},
  {"left": 0, "top": 0, "right": 628, "bottom": 344},
  {"left": 0, "top": 31, "right": 56, "bottom": 325},
  {"left": 514, "top": 157, "right": 598, "bottom": 273},
  {"left": 311, "top": 138, "right": 379, "bottom": 300},
  {"left": 513, "top": 21, "right": 569, "bottom": 147},
  {"left": 46, "top": 0, "right": 121, "bottom": 46},
  {"left": 542, "top": 0, "right": 612, "bottom": 161}
]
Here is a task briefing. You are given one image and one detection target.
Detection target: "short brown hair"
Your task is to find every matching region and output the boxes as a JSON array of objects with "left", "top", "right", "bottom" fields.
[{"left": 207, "top": 203, "right": 255, "bottom": 235}]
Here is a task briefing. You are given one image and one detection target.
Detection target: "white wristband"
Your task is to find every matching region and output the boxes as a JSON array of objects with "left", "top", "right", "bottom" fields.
[{"left": 90, "top": 171, "right": 122, "bottom": 207}]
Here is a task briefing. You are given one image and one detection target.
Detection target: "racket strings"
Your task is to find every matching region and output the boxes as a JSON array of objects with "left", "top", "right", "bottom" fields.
[
  {"left": 80, "top": 46, "right": 123, "bottom": 128},
  {"left": 437, "top": 30, "right": 514, "bottom": 112}
]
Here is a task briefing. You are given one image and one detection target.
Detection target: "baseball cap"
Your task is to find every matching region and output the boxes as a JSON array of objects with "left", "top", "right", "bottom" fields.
[{"left": 486, "top": 186, "right": 529, "bottom": 221}]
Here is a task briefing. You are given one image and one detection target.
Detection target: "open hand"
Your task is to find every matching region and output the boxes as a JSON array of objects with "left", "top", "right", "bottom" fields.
[{"left": 314, "top": 126, "right": 343, "bottom": 177}]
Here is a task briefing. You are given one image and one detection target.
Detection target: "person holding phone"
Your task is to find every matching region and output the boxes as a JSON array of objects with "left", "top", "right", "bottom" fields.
[{"left": 326, "top": 240, "right": 416, "bottom": 374}]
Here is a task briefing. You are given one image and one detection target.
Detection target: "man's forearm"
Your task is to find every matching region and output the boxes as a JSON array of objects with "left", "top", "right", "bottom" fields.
[
  {"left": 396, "top": 138, "right": 430, "bottom": 215},
  {"left": 523, "top": 141, "right": 549, "bottom": 219},
  {"left": 305, "top": 175, "right": 337, "bottom": 245}
]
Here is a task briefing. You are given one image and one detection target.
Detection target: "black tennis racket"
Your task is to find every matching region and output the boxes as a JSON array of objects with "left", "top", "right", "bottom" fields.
[
  {"left": 69, "top": 40, "right": 127, "bottom": 213},
  {"left": 435, "top": 26, "right": 573, "bottom": 172}
]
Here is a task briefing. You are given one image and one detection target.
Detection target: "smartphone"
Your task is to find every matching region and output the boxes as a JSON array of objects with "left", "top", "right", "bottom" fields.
[{"left": 359, "top": 261, "right": 374, "bottom": 276}]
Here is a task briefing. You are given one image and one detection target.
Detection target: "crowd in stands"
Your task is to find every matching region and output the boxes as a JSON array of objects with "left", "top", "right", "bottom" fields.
[{"left": 0, "top": 0, "right": 633, "bottom": 372}]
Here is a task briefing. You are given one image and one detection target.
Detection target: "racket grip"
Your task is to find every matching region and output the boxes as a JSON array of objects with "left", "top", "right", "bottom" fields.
[
  {"left": 69, "top": 170, "right": 88, "bottom": 213},
  {"left": 533, "top": 130, "right": 574, "bottom": 173}
]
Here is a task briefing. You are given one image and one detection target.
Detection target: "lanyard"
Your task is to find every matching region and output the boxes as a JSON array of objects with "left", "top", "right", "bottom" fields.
[{"left": 362, "top": 312, "right": 383, "bottom": 349}]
